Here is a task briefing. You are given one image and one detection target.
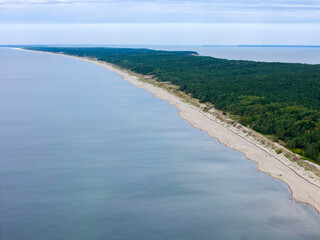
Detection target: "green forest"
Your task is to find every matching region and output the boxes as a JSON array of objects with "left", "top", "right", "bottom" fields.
[{"left": 25, "top": 47, "right": 320, "bottom": 163}]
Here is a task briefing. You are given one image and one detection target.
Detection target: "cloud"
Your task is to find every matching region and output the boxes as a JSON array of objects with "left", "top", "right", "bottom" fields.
[
  {"left": 1, "top": 0, "right": 319, "bottom": 7},
  {"left": 0, "top": 0, "right": 319, "bottom": 23},
  {"left": 1, "top": 2, "right": 319, "bottom": 45},
  {"left": 0, "top": 0, "right": 91, "bottom": 4}
]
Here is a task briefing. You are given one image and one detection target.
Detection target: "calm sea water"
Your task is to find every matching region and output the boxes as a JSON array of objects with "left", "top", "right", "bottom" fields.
[
  {"left": 1, "top": 48, "right": 320, "bottom": 240},
  {"left": 104, "top": 45, "right": 320, "bottom": 64}
]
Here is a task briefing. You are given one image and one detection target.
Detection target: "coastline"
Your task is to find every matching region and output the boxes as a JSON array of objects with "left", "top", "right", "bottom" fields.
[{"left": 15, "top": 48, "right": 320, "bottom": 213}]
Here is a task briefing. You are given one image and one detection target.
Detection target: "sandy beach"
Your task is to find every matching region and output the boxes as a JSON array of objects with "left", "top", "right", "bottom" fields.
[
  {"left": 16, "top": 48, "right": 320, "bottom": 213},
  {"left": 86, "top": 56, "right": 320, "bottom": 214}
]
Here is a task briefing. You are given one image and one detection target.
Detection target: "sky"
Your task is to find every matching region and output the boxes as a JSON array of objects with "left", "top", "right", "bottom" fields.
[{"left": 0, "top": 0, "right": 319, "bottom": 45}]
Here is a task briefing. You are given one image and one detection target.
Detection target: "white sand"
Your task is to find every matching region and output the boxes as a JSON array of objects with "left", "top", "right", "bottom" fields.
[{"left": 16, "top": 48, "right": 320, "bottom": 213}]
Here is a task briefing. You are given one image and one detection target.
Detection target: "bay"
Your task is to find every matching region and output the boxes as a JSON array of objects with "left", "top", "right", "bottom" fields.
[{"left": 103, "top": 45, "right": 320, "bottom": 64}]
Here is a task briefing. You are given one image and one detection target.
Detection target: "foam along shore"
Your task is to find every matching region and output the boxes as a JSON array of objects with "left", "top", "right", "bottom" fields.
[{"left": 16, "top": 48, "right": 320, "bottom": 213}]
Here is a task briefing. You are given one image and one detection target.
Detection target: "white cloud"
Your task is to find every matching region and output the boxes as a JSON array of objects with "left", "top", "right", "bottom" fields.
[
  {"left": 1, "top": 0, "right": 319, "bottom": 9},
  {"left": 0, "top": 0, "right": 319, "bottom": 23}
]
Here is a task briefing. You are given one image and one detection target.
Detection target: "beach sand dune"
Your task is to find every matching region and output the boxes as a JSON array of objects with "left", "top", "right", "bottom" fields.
[{"left": 100, "top": 58, "right": 320, "bottom": 214}]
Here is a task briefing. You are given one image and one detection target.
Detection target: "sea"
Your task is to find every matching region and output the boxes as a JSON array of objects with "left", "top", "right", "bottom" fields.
[
  {"left": 102, "top": 45, "right": 320, "bottom": 64},
  {"left": 0, "top": 47, "right": 320, "bottom": 240}
]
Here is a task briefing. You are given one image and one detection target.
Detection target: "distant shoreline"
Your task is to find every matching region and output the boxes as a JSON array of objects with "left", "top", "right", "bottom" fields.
[{"left": 15, "top": 47, "right": 320, "bottom": 214}]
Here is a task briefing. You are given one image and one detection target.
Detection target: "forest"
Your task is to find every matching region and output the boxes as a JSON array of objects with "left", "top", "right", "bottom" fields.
[{"left": 25, "top": 47, "right": 320, "bottom": 163}]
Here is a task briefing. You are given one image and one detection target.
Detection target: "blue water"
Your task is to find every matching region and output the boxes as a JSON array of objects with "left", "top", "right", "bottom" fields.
[
  {"left": 103, "top": 45, "right": 320, "bottom": 64},
  {"left": 0, "top": 48, "right": 320, "bottom": 240}
]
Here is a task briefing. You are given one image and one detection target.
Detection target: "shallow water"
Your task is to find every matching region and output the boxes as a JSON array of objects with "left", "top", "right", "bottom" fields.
[{"left": 1, "top": 48, "right": 320, "bottom": 240}]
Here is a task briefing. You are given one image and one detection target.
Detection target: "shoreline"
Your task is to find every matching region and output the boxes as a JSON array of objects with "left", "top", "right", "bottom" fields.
[{"left": 15, "top": 48, "right": 320, "bottom": 213}]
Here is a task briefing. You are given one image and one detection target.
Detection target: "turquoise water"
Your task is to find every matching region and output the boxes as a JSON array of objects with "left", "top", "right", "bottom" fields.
[{"left": 0, "top": 48, "right": 320, "bottom": 240}]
